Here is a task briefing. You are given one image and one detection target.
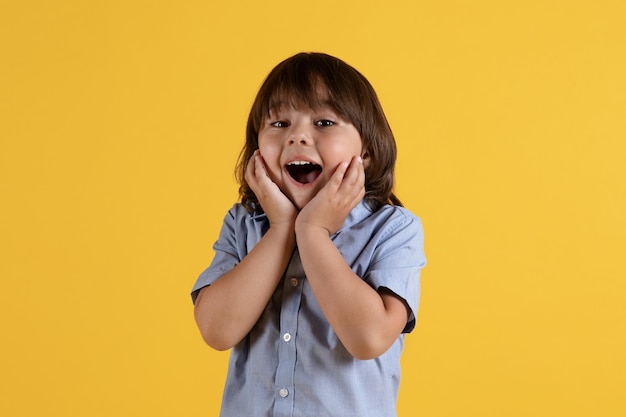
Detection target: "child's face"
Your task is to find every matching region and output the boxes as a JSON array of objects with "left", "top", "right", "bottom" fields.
[{"left": 258, "top": 103, "right": 366, "bottom": 210}]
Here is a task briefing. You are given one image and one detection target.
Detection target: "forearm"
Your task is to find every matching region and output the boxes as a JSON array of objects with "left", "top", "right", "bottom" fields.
[
  {"left": 296, "top": 226, "right": 408, "bottom": 360},
  {"left": 194, "top": 224, "right": 296, "bottom": 350}
]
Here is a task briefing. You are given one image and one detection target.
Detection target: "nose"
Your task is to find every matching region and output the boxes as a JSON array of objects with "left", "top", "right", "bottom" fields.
[{"left": 287, "top": 122, "right": 312, "bottom": 145}]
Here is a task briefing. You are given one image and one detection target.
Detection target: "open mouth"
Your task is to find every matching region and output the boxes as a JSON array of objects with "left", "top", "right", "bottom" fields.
[{"left": 286, "top": 161, "right": 322, "bottom": 184}]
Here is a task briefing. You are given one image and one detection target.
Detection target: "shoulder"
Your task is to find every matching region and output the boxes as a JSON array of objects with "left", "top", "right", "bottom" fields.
[
  {"left": 223, "top": 203, "right": 267, "bottom": 224},
  {"left": 218, "top": 203, "right": 269, "bottom": 246},
  {"left": 374, "top": 204, "right": 421, "bottom": 222},
  {"left": 366, "top": 204, "right": 424, "bottom": 236}
]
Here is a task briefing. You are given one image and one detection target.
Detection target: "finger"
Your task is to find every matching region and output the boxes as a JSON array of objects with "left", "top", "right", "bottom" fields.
[
  {"left": 254, "top": 154, "right": 279, "bottom": 192},
  {"left": 340, "top": 156, "right": 366, "bottom": 207},
  {"left": 349, "top": 181, "right": 366, "bottom": 208},
  {"left": 254, "top": 154, "right": 266, "bottom": 179},
  {"left": 327, "top": 161, "right": 349, "bottom": 192},
  {"left": 345, "top": 155, "right": 364, "bottom": 186},
  {"left": 337, "top": 156, "right": 364, "bottom": 193},
  {"left": 245, "top": 151, "right": 259, "bottom": 189},
  {"left": 247, "top": 151, "right": 274, "bottom": 198}
]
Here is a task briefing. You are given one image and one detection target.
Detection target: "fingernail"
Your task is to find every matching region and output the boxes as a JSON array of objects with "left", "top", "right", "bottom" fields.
[{"left": 357, "top": 156, "right": 363, "bottom": 164}]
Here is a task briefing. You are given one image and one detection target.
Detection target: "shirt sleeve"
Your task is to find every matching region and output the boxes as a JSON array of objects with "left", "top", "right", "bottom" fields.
[
  {"left": 190, "top": 206, "right": 242, "bottom": 304},
  {"left": 365, "top": 210, "right": 426, "bottom": 333}
]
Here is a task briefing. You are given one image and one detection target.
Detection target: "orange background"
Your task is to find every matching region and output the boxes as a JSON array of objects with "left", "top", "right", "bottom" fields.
[{"left": 1, "top": 1, "right": 625, "bottom": 416}]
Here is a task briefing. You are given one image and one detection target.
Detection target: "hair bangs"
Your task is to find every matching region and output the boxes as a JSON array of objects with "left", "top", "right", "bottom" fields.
[{"left": 264, "top": 72, "right": 339, "bottom": 118}]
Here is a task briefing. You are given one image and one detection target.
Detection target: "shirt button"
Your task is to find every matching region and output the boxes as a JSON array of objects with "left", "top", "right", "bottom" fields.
[
  {"left": 289, "top": 277, "right": 299, "bottom": 287},
  {"left": 278, "top": 388, "right": 289, "bottom": 398},
  {"left": 283, "top": 332, "right": 292, "bottom": 342}
]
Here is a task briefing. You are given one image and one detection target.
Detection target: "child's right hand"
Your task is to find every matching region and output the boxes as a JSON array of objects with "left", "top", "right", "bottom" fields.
[{"left": 245, "top": 150, "right": 297, "bottom": 228}]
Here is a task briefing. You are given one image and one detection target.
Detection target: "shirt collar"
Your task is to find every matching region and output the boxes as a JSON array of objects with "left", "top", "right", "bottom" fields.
[
  {"left": 251, "top": 200, "right": 373, "bottom": 233},
  {"left": 335, "top": 200, "right": 373, "bottom": 234}
]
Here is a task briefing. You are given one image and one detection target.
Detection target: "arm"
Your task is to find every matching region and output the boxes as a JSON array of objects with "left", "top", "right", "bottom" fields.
[
  {"left": 194, "top": 152, "right": 297, "bottom": 350},
  {"left": 295, "top": 157, "right": 409, "bottom": 360}
]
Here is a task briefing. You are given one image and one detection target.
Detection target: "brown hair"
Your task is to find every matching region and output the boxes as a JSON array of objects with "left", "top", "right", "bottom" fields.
[{"left": 236, "top": 52, "right": 402, "bottom": 212}]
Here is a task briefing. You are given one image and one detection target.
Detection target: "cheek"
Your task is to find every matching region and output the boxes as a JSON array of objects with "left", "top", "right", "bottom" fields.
[
  {"left": 257, "top": 140, "right": 283, "bottom": 177},
  {"left": 257, "top": 137, "right": 278, "bottom": 158},
  {"left": 259, "top": 147, "right": 279, "bottom": 165},
  {"left": 322, "top": 137, "right": 363, "bottom": 162}
]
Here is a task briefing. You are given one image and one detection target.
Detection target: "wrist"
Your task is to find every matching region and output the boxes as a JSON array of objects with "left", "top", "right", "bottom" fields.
[
  {"left": 294, "top": 221, "right": 331, "bottom": 239},
  {"left": 265, "top": 222, "right": 296, "bottom": 249},
  {"left": 269, "top": 218, "right": 295, "bottom": 230}
]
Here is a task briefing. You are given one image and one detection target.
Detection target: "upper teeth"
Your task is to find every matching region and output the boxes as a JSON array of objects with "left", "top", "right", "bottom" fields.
[{"left": 287, "top": 161, "right": 312, "bottom": 166}]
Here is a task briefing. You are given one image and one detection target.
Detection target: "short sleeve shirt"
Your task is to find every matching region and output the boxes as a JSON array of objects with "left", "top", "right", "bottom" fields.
[{"left": 191, "top": 201, "right": 426, "bottom": 417}]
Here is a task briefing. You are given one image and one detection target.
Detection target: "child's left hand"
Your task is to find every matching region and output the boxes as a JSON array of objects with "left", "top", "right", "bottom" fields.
[{"left": 295, "top": 155, "right": 365, "bottom": 236}]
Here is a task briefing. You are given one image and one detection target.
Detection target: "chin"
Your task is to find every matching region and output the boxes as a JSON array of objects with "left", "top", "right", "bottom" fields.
[
  {"left": 292, "top": 199, "right": 310, "bottom": 210},
  {"left": 289, "top": 195, "right": 313, "bottom": 210}
]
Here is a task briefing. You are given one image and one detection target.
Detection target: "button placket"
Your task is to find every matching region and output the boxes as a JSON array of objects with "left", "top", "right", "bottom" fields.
[{"left": 273, "top": 250, "right": 305, "bottom": 414}]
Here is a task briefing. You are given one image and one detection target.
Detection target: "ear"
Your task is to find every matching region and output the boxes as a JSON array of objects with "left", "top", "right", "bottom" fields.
[{"left": 361, "top": 150, "right": 371, "bottom": 169}]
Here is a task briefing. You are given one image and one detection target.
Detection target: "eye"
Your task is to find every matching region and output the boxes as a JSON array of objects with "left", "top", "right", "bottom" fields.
[
  {"left": 315, "top": 119, "right": 335, "bottom": 127},
  {"left": 270, "top": 120, "right": 289, "bottom": 128}
]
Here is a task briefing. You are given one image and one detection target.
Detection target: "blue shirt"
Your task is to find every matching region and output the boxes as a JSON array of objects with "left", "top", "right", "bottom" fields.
[{"left": 191, "top": 201, "right": 426, "bottom": 417}]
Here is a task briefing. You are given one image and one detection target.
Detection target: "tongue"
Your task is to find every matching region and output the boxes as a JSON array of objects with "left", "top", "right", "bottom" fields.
[
  {"left": 297, "top": 170, "right": 319, "bottom": 184},
  {"left": 289, "top": 165, "right": 321, "bottom": 184}
]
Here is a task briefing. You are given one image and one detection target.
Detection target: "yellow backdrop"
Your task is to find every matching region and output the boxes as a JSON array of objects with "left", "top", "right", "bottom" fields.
[{"left": 1, "top": 1, "right": 625, "bottom": 416}]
